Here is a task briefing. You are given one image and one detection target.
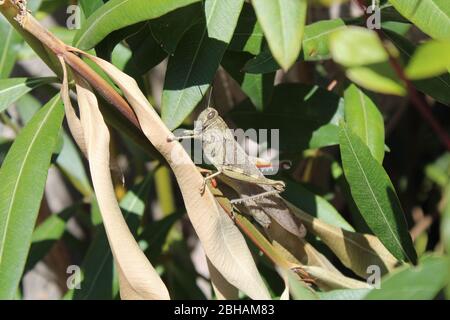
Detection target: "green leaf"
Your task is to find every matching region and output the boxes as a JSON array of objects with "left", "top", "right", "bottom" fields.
[
  {"left": 161, "top": 22, "right": 227, "bottom": 130},
  {"left": 205, "top": 0, "right": 244, "bottom": 43},
  {"left": 0, "top": 77, "right": 57, "bottom": 113},
  {"left": 252, "top": 0, "right": 307, "bottom": 70},
  {"left": 123, "top": 24, "right": 167, "bottom": 77},
  {"left": 383, "top": 28, "right": 450, "bottom": 104},
  {"left": 79, "top": 0, "right": 104, "bottom": 18},
  {"left": 365, "top": 255, "right": 450, "bottom": 300},
  {"left": 317, "top": 288, "right": 372, "bottom": 300},
  {"left": 442, "top": 185, "right": 450, "bottom": 254},
  {"left": 25, "top": 204, "right": 81, "bottom": 272},
  {"left": 68, "top": 174, "right": 153, "bottom": 299},
  {"left": 160, "top": 0, "right": 245, "bottom": 129},
  {"left": 329, "top": 27, "right": 405, "bottom": 96},
  {"left": 289, "top": 201, "right": 399, "bottom": 278},
  {"left": 165, "top": 241, "right": 207, "bottom": 299},
  {"left": 27, "top": 0, "right": 43, "bottom": 12},
  {"left": 230, "top": 84, "right": 343, "bottom": 153},
  {"left": 284, "top": 181, "right": 354, "bottom": 232},
  {"left": 425, "top": 153, "right": 450, "bottom": 187},
  {"left": 243, "top": 46, "right": 280, "bottom": 74},
  {"left": 14, "top": 94, "right": 91, "bottom": 197},
  {"left": 405, "top": 40, "right": 450, "bottom": 80},
  {"left": 65, "top": 226, "right": 114, "bottom": 300},
  {"left": 15, "top": 94, "right": 41, "bottom": 124},
  {"left": 287, "top": 270, "right": 318, "bottom": 300},
  {"left": 330, "top": 27, "right": 389, "bottom": 67},
  {"left": 0, "top": 95, "right": 64, "bottom": 299},
  {"left": 346, "top": 63, "right": 406, "bottom": 96},
  {"left": 221, "top": 51, "right": 275, "bottom": 111},
  {"left": 0, "top": 139, "right": 12, "bottom": 165},
  {"left": 339, "top": 123, "right": 417, "bottom": 264},
  {"left": 388, "top": 0, "right": 450, "bottom": 41},
  {"left": 150, "top": 3, "right": 203, "bottom": 55},
  {"left": 229, "top": 3, "right": 264, "bottom": 55},
  {"left": 344, "top": 85, "right": 385, "bottom": 163},
  {"left": 73, "top": 0, "right": 201, "bottom": 49},
  {"left": 0, "top": 15, "right": 22, "bottom": 78},
  {"left": 56, "top": 134, "right": 93, "bottom": 198},
  {"left": 303, "top": 19, "right": 346, "bottom": 61},
  {"left": 140, "top": 212, "right": 184, "bottom": 261}
]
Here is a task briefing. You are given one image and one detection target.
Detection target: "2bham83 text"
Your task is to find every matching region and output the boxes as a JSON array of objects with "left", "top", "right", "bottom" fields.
[{"left": 174, "top": 304, "right": 275, "bottom": 317}]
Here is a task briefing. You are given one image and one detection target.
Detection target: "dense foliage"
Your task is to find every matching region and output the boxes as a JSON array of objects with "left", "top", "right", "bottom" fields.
[{"left": 0, "top": 0, "right": 449, "bottom": 300}]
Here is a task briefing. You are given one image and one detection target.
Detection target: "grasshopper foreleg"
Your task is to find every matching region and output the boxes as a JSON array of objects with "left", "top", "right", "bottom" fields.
[
  {"left": 167, "top": 130, "right": 200, "bottom": 142},
  {"left": 200, "top": 170, "right": 222, "bottom": 194}
]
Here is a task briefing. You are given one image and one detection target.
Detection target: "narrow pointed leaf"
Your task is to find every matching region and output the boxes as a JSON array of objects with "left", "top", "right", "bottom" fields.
[
  {"left": 73, "top": 0, "right": 201, "bottom": 49},
  {"left": 303, "top": 19, "right": 346, "bottom": 61},
  {"left": 56, "top": 134, "right": 93, "bottom": 198},
  {"left": 0, "top": 95, "right": 64, "bottom": 299},
  {"left": 221, "top": 51, "right": 275, "bottom": 111},
  {"left": 284, "top": 181, "right": 354, "bottom": 232},
  {"left": 0, "top": 15, "right": 22, "bottom": 78},
  {"left": 302, "top": 265, "right": 371, "bottom": 290},
  {"left": 243, "top": 46, "right": 280, "bottom": 74},
  {"left": 318, "top": 288, "right": 372, "bottom": 300},
  {"left": 441, "top": 185, "right": 450, "bottom": 255},
  {"left": 68, "top": 175, "right": 154, "bottom": 300},
  {"left": 405, "top": 40, "right": 450, "bottom": 80},
  {"left": 161, "top": 0, "right": 244, "bottom": 129},
  {"left": 339, "top": 124, "right": 417, "bottom": 264},
  {"left": 365, "top": 255, "right": 450, "bottom": 300},
  {"left": 388, "top": 0, "right": 450, "bottom": 41},
  {"left": 25, "top": 204, "right": 81, "bottom": 273},
  {"left": 75, "top": 76, "right": 169, "bottom": 299},
  {"left": 330, "top": 27, "right": 389, "bottom": 67},
  {"left": 252, "top": 0, "right": 307, "bottom": 70},
  {"left": 150, "top": 3, "right": 203, "bottom": 55},
  {"left": 207, "top": 258, "right": 239, "bottom": 300},
  {"left": 161, "top": 22, "right": 227, "bottom": 130},
  {"left": 205, "top": 0, "right": 244, "bottom": 43},
  {"left": 229, "top": 3, "right": 264, "bottom": 55},
  {"left": 0, "top": 77, "right": 56, "bottom": 113},
  {"left": 344, "top": 84, "right": 385, "bottom": 163},
  {"left": 346, "top": 63, "right": 406, "bottom": 96},
  {"left": 287, "top": 270, "right": 319, "bottom": 300},
  {"left": 286, "top": 201, "right": 399, "bottom": 278},
  {"left": 79, "top": 0, "right": 104, "bottom": 18}
]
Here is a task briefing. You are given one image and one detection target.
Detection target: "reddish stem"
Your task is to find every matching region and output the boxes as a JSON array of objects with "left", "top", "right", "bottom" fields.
[{"left": 353, "top": 0, "right": 450, "bottom": 151}]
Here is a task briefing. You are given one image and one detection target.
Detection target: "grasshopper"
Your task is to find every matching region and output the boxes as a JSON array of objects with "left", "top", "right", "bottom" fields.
[
  {"left": 170, "top": 107, "right": 285, "bottom": 201},
  {"left": 169, "top": 107, "right": 306, "bottom": 238}
]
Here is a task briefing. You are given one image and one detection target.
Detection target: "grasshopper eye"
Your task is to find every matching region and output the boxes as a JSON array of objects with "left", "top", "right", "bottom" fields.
[{"left": 207, "top": 110, "right": 216, "bottom": 120}]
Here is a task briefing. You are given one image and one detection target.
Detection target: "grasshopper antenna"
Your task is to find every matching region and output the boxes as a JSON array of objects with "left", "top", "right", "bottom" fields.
[{"left": 207, "top": 85, "right": 214, "bottom": 108}]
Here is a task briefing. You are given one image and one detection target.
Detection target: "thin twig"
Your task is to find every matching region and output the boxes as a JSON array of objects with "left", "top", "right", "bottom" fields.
[{"left": 0, "top": 0, "right": 141, "bottom": 129}]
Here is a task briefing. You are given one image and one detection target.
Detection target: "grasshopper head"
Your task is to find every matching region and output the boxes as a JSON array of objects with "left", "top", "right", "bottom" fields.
[{"left": 194, "top": 107, "right": 220, "bottom": 134}]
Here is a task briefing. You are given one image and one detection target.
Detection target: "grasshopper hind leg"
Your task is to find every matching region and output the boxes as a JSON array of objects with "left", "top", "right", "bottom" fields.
[{"left": 230, "top": 189, "right": 281, "bottom": 205}]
